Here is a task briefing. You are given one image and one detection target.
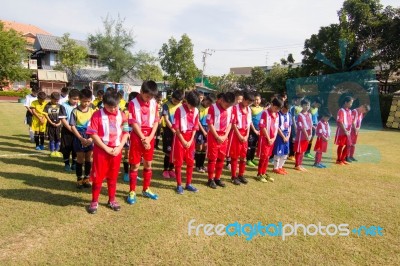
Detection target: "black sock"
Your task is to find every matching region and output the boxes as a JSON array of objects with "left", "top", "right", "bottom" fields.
[
  {"left": 200, "top": 152, "right": 206, "bottom": 168},
  {"left": 123, "top": 162, "right": 129, "bottom": 174},
  {"left": 195, "top": 152, "right": 200, "bottom": 168},
  {"left": 76, "top": 163, "right": 83, "bottom": 180},
  {"left": 164, "top": 155, "right": 170, "bottom": 170},
  {"left": 39, "top": 135, "right": 44, "bottom": 146},
  {"left": 168, "top": 163, "right": 174, "bottom": 171},
  {"left": 84, "top": 161, "right": 91, "bottom": 177},
  {"left": 34, "top": 135, "right": 39, "bottom": 146},
  {"left": 72, "top": 158, "right": 77, "bottom": 166}
]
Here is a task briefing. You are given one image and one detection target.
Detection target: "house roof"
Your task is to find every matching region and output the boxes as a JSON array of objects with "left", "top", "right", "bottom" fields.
[
  {"left": 1, "top": 20, "right": 50, "bottom": 44},
  {"left": 71, "top": 68, "right": 109, "bottom": 82},
  {"left": 34, "top": 34, "right": 98, "bottom": 56}
]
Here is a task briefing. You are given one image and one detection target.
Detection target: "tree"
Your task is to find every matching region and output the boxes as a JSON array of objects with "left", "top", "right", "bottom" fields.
[
  {"left": 0, "top": 22, "right": 31, "bottom": 87},
  {"left": 208, "top": 72, "right": 238, "bottom": 92},
  {"left": 134, "top": 51, "right": 163, "bottom": 81},
  {"left": 265, "top": 63, "right": 289, "bottom": 93},
  {"left": 88, "top": 15, "right": 136, "bottom": 82},
  {"left": 159, "top": 34, "right": 200, "bottom": 89},
  {"left": 55, "top": 33, "right": 88, "bottom": 86},
  {"left": 249, "top": 67, "right": 267, "bottom": 91}
]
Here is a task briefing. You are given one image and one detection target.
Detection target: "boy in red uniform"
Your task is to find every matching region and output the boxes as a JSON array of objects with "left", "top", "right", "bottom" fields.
[
  {"left": 206, "top": 92, "right": 236, "bottom": 189},
  {"left": 86, "top": 90, "right": 130, "bottom": 214},
  {"left": 228, "top": 90, "right": 254, "bottom": 185},
  {"left": 348, "top": 104, "right": 370, "bottom": 162},
  {"left": 294, "top": 99, "right": 312, "bottom": 171},
  {"left": 256, "top": 98, "right": 283, "bottom": 182},
  {"left": 313, "top": 110, "right": 332, "bottom": 168},
  {"left": 334, "top": 96, "right": 354, "bottom": 165},
  {"left": 171, "top": 91, "right": 200, "bottom": 194},
  {"left": 127, "top": 81, "right": 159, "bottom": 204}
]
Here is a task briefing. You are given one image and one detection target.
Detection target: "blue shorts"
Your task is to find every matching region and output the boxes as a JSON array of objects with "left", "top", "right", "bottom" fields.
[
  {"left": 73, "top": 132, "right": 93, "bottom": 153},
  {"left": 195, "top": 126, "right": 208, "bottom": 145}
]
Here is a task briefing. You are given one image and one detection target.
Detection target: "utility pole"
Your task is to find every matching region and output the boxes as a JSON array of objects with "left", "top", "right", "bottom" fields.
[{"left": 201, "top": 49, "right": 214, "bottom": 86}]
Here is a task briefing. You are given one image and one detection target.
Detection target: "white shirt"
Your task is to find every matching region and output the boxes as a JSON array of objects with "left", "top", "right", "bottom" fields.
[
  {"left": 58, "top": 94, "right": 68, "bottom": 105},
  {"left": 24, "top": 94, "right": 37, "bottom": 108}
]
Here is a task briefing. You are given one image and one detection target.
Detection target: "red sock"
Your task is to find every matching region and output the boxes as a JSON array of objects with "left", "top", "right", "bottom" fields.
[
  {"left": 207, "top": 160, "right": 216, "bottom": 180},
  {"left": 341, "top": 146, "right": 348, "bottom": 161},
  {"left": 315, "top": 152, "right": 322, "bottom": 164},
  {"left": 107, "top": 178, "right": 117, "bottom": 202},
  {"left": 92, "top": 182, "right": 102, "bottom": 202},
  {"left": 231, "top": 158, "right": 238, "bottom": 178},
  {"left": 142, "top": 168, "right": 152, "bottom": 191},
  {"left": 295, "top": 153, "right": 301, "bottom": 167},
  {"left": 262, "top": 157, "right": 269, "bottom": 174},
  {"left": 238, "top": 160, "right": 246, "bottom": 176},
  {"left": 215, "top": 159, "right": 224, "bottom": 179},
  {"left": 257, "top": 159, "right": 265, "bottom": 175},
  {"left": 299, "top": 153, "right": 304, "bottom": 166},
  {"left": 337, "top": 146, "right": 344, "bottom": 162},
  {"left": 175, "top": 165, "right": 182, "bottom": 186},
  {"left": 129, "top": 170, "right": 138, "bottom": 191},
  {"left": 186, "top": 164, "right": 194, "bottom": 185}
]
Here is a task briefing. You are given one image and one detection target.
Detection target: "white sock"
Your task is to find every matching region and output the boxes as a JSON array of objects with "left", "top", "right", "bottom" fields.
[
  {"left": 278, "top": 155, "right": 288, "bottom": 169},
  {"left": 273, "top": 156, "right": 280, "bottom": 169}
]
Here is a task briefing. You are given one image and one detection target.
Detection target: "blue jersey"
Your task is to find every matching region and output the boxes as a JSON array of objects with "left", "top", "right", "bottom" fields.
[
  {"left": 62, "top": 102, "right": 77, "bottom": 122},
  {"left": 310, "top": 107, "right": 319, "bottom": 126},
  {"left": 251, "top": 106, "right": 264, "bottom": 130}
]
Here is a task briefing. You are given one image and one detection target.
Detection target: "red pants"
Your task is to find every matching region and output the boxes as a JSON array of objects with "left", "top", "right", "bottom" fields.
[
  {"left": 171, "top": 132, "right": 195, "bottom": 186},
  {"left": 207, "top": 133, "right": 228, "bottom": 180},
  {"left": 228, "top": 129, "right": 248, "bottom": 159},
  {"left": 129, "top": 131, "right": 155, "bottom": 164}
]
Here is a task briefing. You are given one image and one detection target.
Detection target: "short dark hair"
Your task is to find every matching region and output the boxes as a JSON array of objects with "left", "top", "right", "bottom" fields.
[
  {"left": 141, "top": 80, "right": 158, "bottom": 97},
  {"left": 185, "top": 91, "right": 200, "bottom": 107},
  {"left": 97, "top": 90, "right": 104, "bottom": 96},
  {"left": 313, "top": 97, "right": 323, "bottom": 105},
  {"left": 243, "top": 90, "right": 255, "bottom": 102},
  {"left": 205, "top": 93, "right": 216, "bottom": 103},
  {"left": 31, "top": 86, "right": 40, "bottom": 93},
  {"left": 234, "top": 90, "right": 244, "bottom": 97},
  {"left": 342, "top": 96, "right": 353, "bottom": 106},
  {"left": 216, "top": 92, "right": 224, "bottom": 99},
  {"left": 301, "top": 99, "right": 310, "bottom": 106},
  {"left": 80, "top": 88, "right": 92, "bottom": 100},
  {"left": 172, "top": 90, "right": 184, "bottom": 101},
  {"left": 253, "top": 92, "right": 261, "bottom": 98},
  {"left": 106, "top": 87, "right": 115, "bottom": 93},
  {"left": 320, "top": 108, "right": 332, "bottom": 118},
  {"left": 221, "top": 92, "right": 235, "bottom": 104},
  {"left": 283, "top": 100, "right": 290, "bottom": 110},
  {"left": 103, "top": 90, "right": 120, "bottom": 107},
  {"left": 271, "top": 97, "right": 284, "bottom": 108},
  {"left": 51, "top": 92, "right": 60, "bottom": 100},
  {"left": 61, "top": 87, "right": 69, "bottom": 94},
  {"left": 128, "top": 91, "right": 139, "bottom": 102},
  {"left": 69, "top": 89, "right": 80, "bottom": 98},
  {"left": 37, "top": 91, "right": 47, "bottom": 100}
]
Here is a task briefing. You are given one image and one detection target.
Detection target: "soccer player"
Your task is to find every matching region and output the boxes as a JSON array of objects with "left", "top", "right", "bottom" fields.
[
  {"left": 30, "top": 91, "right": 48, "bottom": 150},
  {"left": 86, "top": 90, "right": 130, "bottom": 214},
  {"left": 256, "top": 97, "right": 283, "bottom": 182},
  {"left": 313, "top": 110, "right": 332, "bottom": 168},
  {"left": 206, "top": 91, "right": 236, "bottom": 189},
  {"left": 126, "top": 80, "right": 160, "bottom": 204},
  {"left": 228, "top": 90, "right": 254, "bottom": 185},
  {"left": 334, "top": 96, "right": 354, "bottom": 165},
  {"left": 305, "top": 97, "right": 323, "bottom": 159},
  {"left": 171, "top": 91, "right": 200, "bottom": 194},
  {"left": 24, "top": 86, "right": 39, "bottom": 142},
  {"left": 70, "top": 88, "right": 95, "bottom": 188},
  {"left": 294, "top": 99, "right": 313, "bottom": 171},
  {"left": 288, "top": 95, "right": 303, "bottom": 161},
  {"left": 58, "top": 87, "right": 69, "bottom": 105},
  {"left": 161, "top": 90, "right": 183, "bottom": 178},
  {"left": 246, "top": 92, "right": 263, "bottom": 167},
  {"left": 348, "top": 104, "right": 370, "bottom": 162},
  {"left": 43, "top": 92, "right": 63, "bottom": 157}
]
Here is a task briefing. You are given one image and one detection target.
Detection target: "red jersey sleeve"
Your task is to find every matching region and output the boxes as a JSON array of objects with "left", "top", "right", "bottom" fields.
[
  {"left": 128, "top": 100, "right": 137, "bottom": 125},
  {"left": 297, "top": 114, "right": 304, "bottom": 130},
  {"left": 173, "top": 107, "right": 181, "bottom": 130},
  {"left": 259, "top": 111, "right": 267, "bottom": 129},
  {"left": 86, "top": 111, "right": 100, "bottom": 135},
  {"left": 121, "top": 111, "right": 129, "bottom": 135},
  {"left": 316, "top": 122, "right": 323, "bottom": 137},
  {"left": 206, "top": 105, "right": 215, "bottom": 126},
  {"left": 232, "top": 106, "right": 238, "bottom": 125},
  {"left": 336, "top": 109, "right": 344, "bottom": 124},
  {"left": 154, "top": 103, "right": 160, "bottom": 123},
  {"left": 193, "top": 112, "right": 199, "bottom": 131}
]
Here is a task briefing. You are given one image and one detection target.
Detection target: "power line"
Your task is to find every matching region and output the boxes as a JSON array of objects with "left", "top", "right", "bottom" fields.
[
  {"left": 213, "top": 43, "right": 303, "bottom": 52},
  {"left": 201, "top": 49, "right": 214, "bottom": 85}
]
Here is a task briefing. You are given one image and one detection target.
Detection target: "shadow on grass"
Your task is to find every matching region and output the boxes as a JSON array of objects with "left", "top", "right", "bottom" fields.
[
  {"left": 0, "top": 188, "right": 85, "bottom": 207},
  {"left": 0, "top": 141, "right": 35, "bottom": 150},
  {"left": 0, "top": 134, "right": 32, "bottom": 144},
  {"left": 0, "top": 157, "right": 63, "bottom": 173}
]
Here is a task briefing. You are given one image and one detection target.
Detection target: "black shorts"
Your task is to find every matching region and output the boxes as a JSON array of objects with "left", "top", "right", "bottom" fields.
[
  {"left": 73, "top": 131, "right": 93, "bottom": 153},
  {"left": 162, "top": 127, "right": 174, "bottom": 154},
  {"left": 26, "top": 111, "right": 33, "bottom": 126},
  {"left": 195, "top": 125, "right": 208, "bottom": 145},
  {"left": 47, "top": 126, "right": 61, "bottom": 142},
  {"left": 60, "top": 127, "right": 74, "bottom": 153}
]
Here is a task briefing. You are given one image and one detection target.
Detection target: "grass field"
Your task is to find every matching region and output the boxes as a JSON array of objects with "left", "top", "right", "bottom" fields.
[{"left": 0, "top": 101, "right": 399, "bottom": 265}]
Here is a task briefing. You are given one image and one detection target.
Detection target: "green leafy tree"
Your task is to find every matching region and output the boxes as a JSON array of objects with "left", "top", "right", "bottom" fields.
[
  {"left": 88, "top": 15, "right": 135, "bottom": 82},
  {"left": 55, "top": 33, "right": 88, "bottom": 86},
  {"left": 249, "top": 67, "right": 267, "bottom": 91},
  {"left": 208, "top": 72, "right": 238, "bottom": 92},
  {"left": 159, "top": 34, "right": 200, "bottom": 89},
  {"left": 134, "top": 51, "right": 163, "bottom": 81},
  {"left": 0, "top": 22, "right": 31, "bottom": 87},
  {"left": 265, "top": 63, "right": 289, "bottom": 93}
]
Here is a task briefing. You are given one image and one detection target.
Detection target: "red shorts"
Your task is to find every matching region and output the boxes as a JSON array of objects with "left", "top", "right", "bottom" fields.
[
  {"left": 207, "top": 133, "right": 228, "bottom": 161},
  {"left": 91, "top": 145, "right": 122, "bottom": 183},
  {"left": 228, "top": 130, "right": 248, "bottom": 159},
  {"left": 129, "top": 130, "right": 155, "bottom": 164},
  {"left": 334, "top": 135, "right": 351, "bottom": 146},
  {"left": 294, "top": 140, "right": 309, "bottom": 153},
  {"left": 256, "top": 136, "right": 274, "bottom": 158},
  {"left": 350, "top": 130, "right": 358, "bottom": 144},
  {"left": 171, "top": 132, "right": 195, "bottom": 167},
  {"left": 314, "top": 137, "right": 328, "bottom": 153}
]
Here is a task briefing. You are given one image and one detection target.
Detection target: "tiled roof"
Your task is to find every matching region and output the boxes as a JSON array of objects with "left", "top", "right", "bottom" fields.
[
  {"left": 34, "top": 34, "right": 98, "bottom": 56},
  {"left": 1, "top": 20, "right": 50, "bottom": 36},
  {"left": 70, "top": 68, "right": 109, "bottom": 82}
]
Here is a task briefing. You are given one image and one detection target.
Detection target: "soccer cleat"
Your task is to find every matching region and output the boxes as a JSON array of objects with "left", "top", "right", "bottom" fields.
[
  {"left": 76, "top": 179, "right": 83, "bottom": 189},
  {"left": 71, "top": 163, "right": 76, "bottom": 171},
  {"left": 319, "top": 163, "right": 327, "bottom": 168},
  {"left": 225, "top": 164, "right": 231, "bottom": 171},
  {"left": 56, "top": 151, "right": 63, "bottom": 158},
  {"left": 349, "top": 157, "right": 357, "bottom": 162},
  {"left": 313, "top": 163, "right": 324, "bottom": 168},
  {"left": 107, "top": 201, "right": 121, "bottom": 211},
  {"left": 287, "top": 156, "right": 295, "bottom": 161},
  {"left": 207, "top": 179, "right": 217, "bottom": 189},
  {"left": 64, "top": 164, "right": 71, "bottom": 172},
  {"left": 280, "top": 168, "right": 288, "bottom": 174},
  {"left": 305, "top": 153, "right": 314, "bottom": 159},
  {"left": 238, "top": 176, "right": 248, "bottom": 184},
  {"left": 87, "top": 202, "right": 98, "bottom": 214},
  {"left": 35, "top": 146, "right": 41, "bottom": 151},
  {"left": 185, "top": 184, "right": 199, "bottom": 192},
  {"left": 123, "top": 173, "right": 130, "bottom": 182},
  {"left": 142, "top": 189, "right": 159, "bottom": 200},
  {"left": 336, "top": 161, "right": 345, "bottom": 165},
  {"left": 231, "top": 178, "right": 241, "bottom": 185},
  {"left": 265, "top": 174, "right": 275, "bottom": 182},
  {"left": 345, "top": 158, "right": 352, "bottom": 163},
  {"left": 39, "top": 145, "right": 45, "bottom": 150},
  {"left": 273, "top": 169, "right": 285, "bottom": 175},
  {"left": 82, "top": 178, "right": 91, "bottom": 188},
  {"left": 342, "top": 160, "right": 350, "bottom": 165},
  {"left": 49, "top": 151, "right": 57, "bottom": 157},
  {"left": 251, "top": 160, "right": 259, "bottom": 166},
  {"left": 176, "top": 185, "right": 184, "bottom": 194},
  {"left": 197, "top": 167, "right": 205, "bottom": 173},
  {"left": 294, "top": 166, "right": 306, "bottom": 171},
  {"left": 126, "top": 191, "right": 137, "bottom": 204},
  {"left": 215, "top": 179, "right": 226, "bottom": 187},
  {"left": 162, "top": 170, "right": 170, "bottom": 179},
  {"left": 168, "top": 170, "right": 176, "bottom": 178},
  {"left": 246, "top": 160, "right": 256, "bottom": 167},
  {"left": 257, "top": 175, "right": 268, "bottom": 183}
]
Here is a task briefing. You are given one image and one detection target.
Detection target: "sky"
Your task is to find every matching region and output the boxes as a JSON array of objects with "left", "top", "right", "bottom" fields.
[{"left": 2, "top": 0, "right": 399, "bottom": 76}]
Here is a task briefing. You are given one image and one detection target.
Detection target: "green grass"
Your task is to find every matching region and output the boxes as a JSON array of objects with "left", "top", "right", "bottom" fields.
[{"left": 0, "top": 101, "right": 399, "bottom": 265}]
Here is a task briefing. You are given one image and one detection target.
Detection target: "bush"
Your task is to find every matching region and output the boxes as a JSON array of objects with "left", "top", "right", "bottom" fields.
[
  {"left": 379, "top": 94, "right": 394, "bottom": 126},
  {"left": 0, "top": 88, "right": 31, "bottom": 98}
]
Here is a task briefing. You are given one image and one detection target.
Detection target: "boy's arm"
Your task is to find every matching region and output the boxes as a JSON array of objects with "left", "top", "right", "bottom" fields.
[
  {"left": 208, "top": 123, "right": 221, "bottom": 143},
  {"left": 199, "top": 123, "right": 207, "bottom": 136},
  {"left": 175, "top": 128, "right": 187, "bottom": 147},
  {"left": 250, "top": 123, "right": 259, "bottom": 135},
  {"left": 90, "top": 134, "right": 114, "bottom": 155},
  {"left": 61, "top": 118, "right": 72, "bottom": 131}
]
